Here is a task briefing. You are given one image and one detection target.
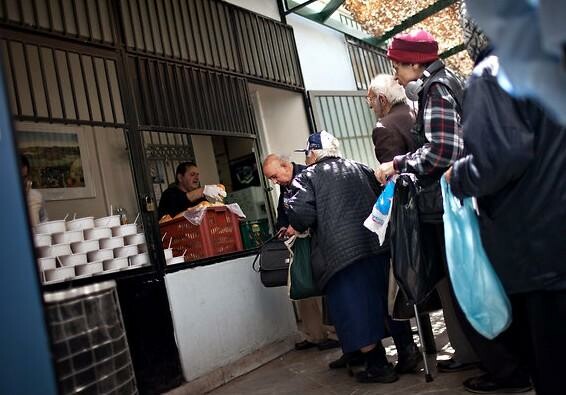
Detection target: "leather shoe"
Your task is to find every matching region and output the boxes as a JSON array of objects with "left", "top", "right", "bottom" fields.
[
  {"left": 356, "top": 363, "right": 399, "bottom": 384},
  {"left": 437, "top": 357, "right": 477, "bottom": 373},
  {"left": 317, "top": 339, "right": 341, "bottom": 351},
  {"left": 294, "top": 340, "right": 317, "bottom": 351},
  {"left": 463, "top": 373, "right": 532, "bottom": 393},
  {"left": 328, "top": 351, "right": 365, "bottom": 369},
  {"left": 395, "top": 346, "right": 423, "bottom": 374}
]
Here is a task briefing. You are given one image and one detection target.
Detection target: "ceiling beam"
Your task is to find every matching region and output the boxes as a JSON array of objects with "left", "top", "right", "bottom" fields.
[
  {"left": 313, "top": 0, "right": 345, "bottom": 23},
  {"left": 284, "top": 0, "right": 318, "bottom": 15},
  {"left": 367, "top": 0, "right": 457, "bottom": 46},
  {"left": 440, "top": 43, "right": 466, "bottom": 59}
]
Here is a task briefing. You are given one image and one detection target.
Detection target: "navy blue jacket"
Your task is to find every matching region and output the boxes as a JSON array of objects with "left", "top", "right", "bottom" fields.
[
  {"left": 275, "top": 163, "right": 306, "bottom": 230},
  {"left": 450, "top": 54, "right": 566, "bottom": 294}
]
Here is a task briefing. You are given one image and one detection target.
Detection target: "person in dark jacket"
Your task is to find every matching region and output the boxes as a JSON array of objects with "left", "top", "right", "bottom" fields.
[
  {"left": 446, "top": 16, "right": 566, "bottom": 395},
  {"left": 368, "top": 74, "right": 416, "bottom": 163},
  {"left": 376, "top": 29, "right": 479, "bottom": 373},
  {"left": 262, "top": 154, "right": 339, "bottom": 352},
  {"left": 367, "top": 73, "right": 424, "bottom": 374},
  {"left": 435, "top": 9, "right": 534, "bottom": 394},
  {"left": 262, "top": 154, "right": 305, "bottom": 237},
  {"left": 287, "top": 131, "right": 407, "bottom": 384},
  {"left": 157, "top": 162, "right": 225, "bottom": 218}
]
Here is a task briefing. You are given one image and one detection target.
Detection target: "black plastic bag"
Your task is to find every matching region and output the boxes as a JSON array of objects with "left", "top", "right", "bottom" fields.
[{"left": 390, "top": 175, "right": 444, "bottom": 304}]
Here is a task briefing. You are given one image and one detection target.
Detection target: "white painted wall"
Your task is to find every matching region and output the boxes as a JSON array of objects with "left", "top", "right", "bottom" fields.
[
  {"left": 249, "top": 83, "right": 311, "bottom": 207},
  {"left": 191, "top": 135, "right": 220, "bottom": 185},
  {"left": 165, "top": 255, "right": 297, "bottom": 382},
  {"left": 249, "top": 83, "right": 310, "bottom": 162},
  {"left": 287, "top": 14, "right": 357, "bottom": 91},
  {"left": 223, "top": 0, "right": 281, "bottom": 21}
]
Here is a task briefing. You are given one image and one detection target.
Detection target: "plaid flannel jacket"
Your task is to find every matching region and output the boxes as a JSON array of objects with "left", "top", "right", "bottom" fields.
[{"left": 393, "top": 83, "right": 463, "bottom": 174}]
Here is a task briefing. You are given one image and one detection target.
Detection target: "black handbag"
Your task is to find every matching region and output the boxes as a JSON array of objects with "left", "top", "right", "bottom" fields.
[{"left": 252, "top": 235, "right": 291, "bottom": 287}]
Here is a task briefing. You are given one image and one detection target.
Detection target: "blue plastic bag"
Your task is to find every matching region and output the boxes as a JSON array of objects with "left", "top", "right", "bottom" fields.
[
  {"left": 441, "top": 177, "right": 512, "bottom": 339},
  {"left": 364, "top": 177, "right": 396, "bottom": 245}
]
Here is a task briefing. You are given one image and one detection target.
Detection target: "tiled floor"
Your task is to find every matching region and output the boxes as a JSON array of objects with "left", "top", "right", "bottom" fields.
[{"left": 210, "top": 312, "right": 535, "bottom": 395}]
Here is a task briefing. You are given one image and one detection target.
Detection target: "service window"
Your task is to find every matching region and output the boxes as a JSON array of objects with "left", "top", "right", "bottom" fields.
[{"left": 145, "top": 131, "right": 272, "bottom": 265}]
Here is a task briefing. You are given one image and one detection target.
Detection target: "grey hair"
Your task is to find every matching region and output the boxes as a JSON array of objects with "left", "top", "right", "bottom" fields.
[
  {"left": 311, "top": 137, "right": 342, "bottom": 162},
  {"left": 369, "top": 74, "right": 407, "bottom": 105}
]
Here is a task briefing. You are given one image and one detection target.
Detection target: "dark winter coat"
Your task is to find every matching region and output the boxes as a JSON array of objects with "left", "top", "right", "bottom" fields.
[
  {"left": 372, "top": 102, "right": 416, "bottom": 163},
  {"left": 286, "top": 157, "right": 386, "bottom": 290},
  {"left": 275, "top": 163, "right": 306, "bottom": 230},
  {"left": 450, "top": 54, "right": 566, "bottom": 294}
]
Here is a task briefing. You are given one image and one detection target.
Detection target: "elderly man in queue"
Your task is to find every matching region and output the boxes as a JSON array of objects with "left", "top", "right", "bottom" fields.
[
  {"left": 158, "top": 161, "right": 225, "bottom": 218},
  {"left": 286, "top": 131, "right": 414, "bottom": 383},
  {"left": 262, "top": 154, "right": 339, "bottom": 352},
  {"left": 367, "top": 74, "right": 416, "bottom": 162}
]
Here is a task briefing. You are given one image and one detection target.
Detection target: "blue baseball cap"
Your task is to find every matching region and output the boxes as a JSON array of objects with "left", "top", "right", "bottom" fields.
[{"left": 295, "top": 130, "right": 335, "bottom": 153}]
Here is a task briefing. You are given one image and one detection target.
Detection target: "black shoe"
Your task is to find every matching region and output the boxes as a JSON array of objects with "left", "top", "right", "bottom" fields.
[
  {"left": 328, "top": 351, "right": 365, "bottom": 369},
  {"left": 395, "top": 346, "right": 423, "bottom": 374},
  {"left": 294, "top": 340, "right": 317, "bottom": 351},
  {"left": 437, "top": 357, "right": 477, "bottom": 373},
  {"left": 463, "top": 374, "right": 533, "bottom": 394},
  {"left": 356, "top": 363, "right": 399, "bottom": 383},
  {"left": 317, "top": 339, "right": 341, "bottom": 351}
]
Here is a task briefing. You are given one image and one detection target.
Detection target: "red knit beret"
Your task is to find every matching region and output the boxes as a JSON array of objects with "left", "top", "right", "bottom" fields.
[{"left": 387, "top": 29, "right": 439, "bottom": 64}]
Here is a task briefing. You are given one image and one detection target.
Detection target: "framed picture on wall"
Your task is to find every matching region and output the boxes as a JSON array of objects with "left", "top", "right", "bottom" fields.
[
  {"left": 229, "top": 153, "right": 260, "bottom": 191},
  {"left": 16, "top": 122, "right": 96, "bottom": 201}
]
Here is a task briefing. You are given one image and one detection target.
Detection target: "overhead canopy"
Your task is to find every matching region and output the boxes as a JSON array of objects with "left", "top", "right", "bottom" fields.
[{"left": 281, "top": 0, "right": 472, "bottom": 75}]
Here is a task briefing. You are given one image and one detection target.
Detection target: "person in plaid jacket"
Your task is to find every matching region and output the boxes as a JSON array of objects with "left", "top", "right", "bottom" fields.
[{"left": 375, "top": 29, "right": 480, "bottom": 374}]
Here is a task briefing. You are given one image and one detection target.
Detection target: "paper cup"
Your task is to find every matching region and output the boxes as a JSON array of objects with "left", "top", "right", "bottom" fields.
[
  {"left": 66, "top": 217, "right": 95, "bottom": 231},
  {"left": 59, "top": 253, "right": 87, "bottom": 267}
]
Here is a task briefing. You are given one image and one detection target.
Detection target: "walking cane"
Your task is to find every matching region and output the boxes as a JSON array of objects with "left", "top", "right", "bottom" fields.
[{"left": 413, "top": 304, "right": 434, "bottom": 382}]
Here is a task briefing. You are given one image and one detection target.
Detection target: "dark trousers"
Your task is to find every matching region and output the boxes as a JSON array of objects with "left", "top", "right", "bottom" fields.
[
  {"left": 447, "top": 274, "right": 529, "bottom": 384},
  {"left": 449, "top": 277, "right": 566, "bottom": 394},
  {"left": 510, "top": 290, "right": 566, "bottom": 395}
]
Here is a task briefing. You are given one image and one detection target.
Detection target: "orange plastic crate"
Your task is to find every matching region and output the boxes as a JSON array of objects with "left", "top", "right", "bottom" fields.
[{"left": 159, "top": 206, "right": 244, "bottom": 262}]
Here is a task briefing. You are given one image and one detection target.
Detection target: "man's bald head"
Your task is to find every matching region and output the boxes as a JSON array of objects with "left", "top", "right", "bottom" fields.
[{"left": 262, "top": 154, "right": 294, "bottom": 186}]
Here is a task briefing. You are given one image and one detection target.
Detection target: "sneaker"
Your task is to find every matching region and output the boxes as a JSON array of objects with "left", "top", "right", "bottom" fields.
[
  {"left": 464, "top": 374, "right": 533, "bottom": 394},
  {"left": 356, "top": 363, "right": 399, "bottom": 383},
  {"left": 328, "top": 351, "right": 365, "bottom": 369}
]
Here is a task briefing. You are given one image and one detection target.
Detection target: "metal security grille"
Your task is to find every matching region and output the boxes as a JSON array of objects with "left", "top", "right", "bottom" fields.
[
  {"left": 44, "top": 281, "right": 138, "bottom": 395},
  {"left": 119, "top": 0, "right": 303, "bottom": 89},
  {"left": 346, "top": 36, "right": 393, "bottom": 91},
  {"left": 309, "top": 90, "right": 378, "bottom": 168},
  {"left": 120, "top": 0, "right": 238, "bottom": 70},
  {"left": 0, "top": 0, "right": 116, "bottom": 45},
  {"left": 0, "top": 35, "right": 125, "bottom": 127},
  {"left": 129, "top": 55, "right": 256, "bottom": 136},
  {"left": 233, "top": 8, "right": 302, "bottom": 87},
  {"left": 142, "top": 131, "right": 195, "bottom": 202}
]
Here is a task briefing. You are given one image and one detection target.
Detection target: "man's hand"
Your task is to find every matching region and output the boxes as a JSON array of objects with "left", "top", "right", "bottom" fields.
[
  {"left": 375, "top": 161, "right": 396, "bottom": 185},
  {"left": 285, "top": 225, "right": 296, "bottom": 237},
  {"left": 444, "top": 167, "right": 453, "bottom": 184},
  {"left": 203, "top": 185, "right": 227, "bottom": 202}
]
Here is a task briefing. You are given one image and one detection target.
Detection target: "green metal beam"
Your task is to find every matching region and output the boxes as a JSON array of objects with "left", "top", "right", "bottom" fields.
[
  {"left": 440, "top": 43, "right": 465, "bottom": 59},
  {"left": 367, "top": 0, "right": 457, "bottom": 46},
  {"left": 313, "top": 0, "right": 345, "bottom": 23},
  {"left": 284, "top": 0, "right": 318, "bottom": 15}
]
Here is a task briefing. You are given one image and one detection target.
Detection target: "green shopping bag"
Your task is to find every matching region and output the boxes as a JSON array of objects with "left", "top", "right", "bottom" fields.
[{"left": 287, "top": 236, "right": 320, "bottom": 300}]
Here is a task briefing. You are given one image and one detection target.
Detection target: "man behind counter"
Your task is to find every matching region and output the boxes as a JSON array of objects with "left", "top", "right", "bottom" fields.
[{"left": 158, "top": 161, "right": 225, "bottom": 218}]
